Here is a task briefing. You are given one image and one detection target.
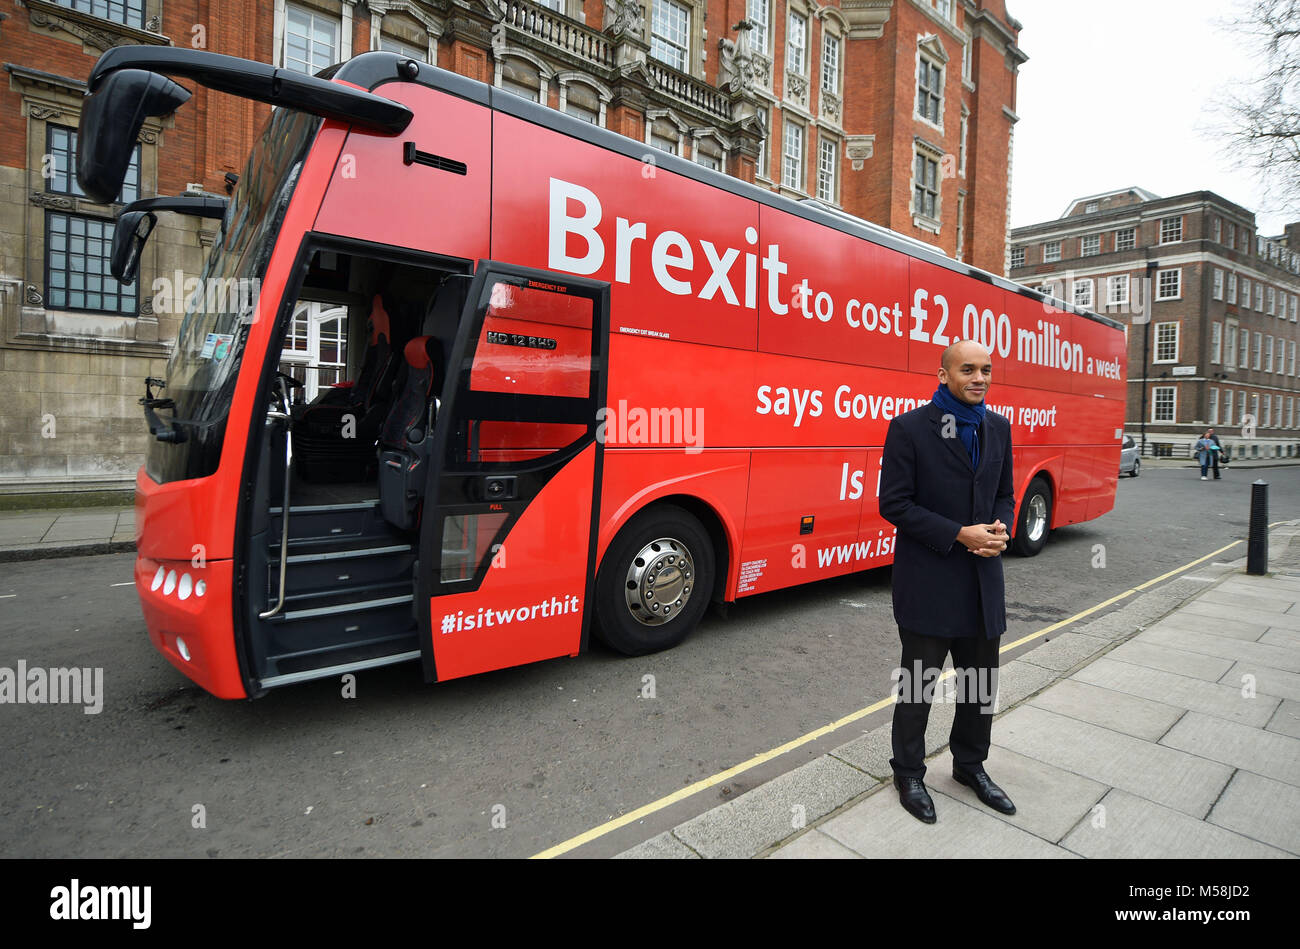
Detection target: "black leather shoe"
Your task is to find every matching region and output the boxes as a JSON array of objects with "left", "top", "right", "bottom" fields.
[
  {"left": 952, "top": 764, "right": 1016, "bottom": 814},
  {"left": 893, "top": 775, "right": 936, "bottom": 823}
]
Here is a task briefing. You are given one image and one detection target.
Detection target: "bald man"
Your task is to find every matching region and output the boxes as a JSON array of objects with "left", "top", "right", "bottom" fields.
[{"left": 878, "top": 339, "right": 1017, "bottom": 823}]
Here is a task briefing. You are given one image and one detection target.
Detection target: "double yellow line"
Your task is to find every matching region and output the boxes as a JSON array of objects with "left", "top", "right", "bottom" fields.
[{"left": 532, "top": 531, "right": 1272, "bottom": 858}]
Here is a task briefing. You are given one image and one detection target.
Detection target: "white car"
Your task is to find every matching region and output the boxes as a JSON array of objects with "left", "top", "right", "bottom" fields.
[{"left": 1119, "top": 434, "right": 1140, "bottom": 477}]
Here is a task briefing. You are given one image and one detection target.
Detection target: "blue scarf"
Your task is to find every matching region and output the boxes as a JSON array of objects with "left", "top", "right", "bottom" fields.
[{"left": 932, "top": 384, "right": 986, "bottom": 469}]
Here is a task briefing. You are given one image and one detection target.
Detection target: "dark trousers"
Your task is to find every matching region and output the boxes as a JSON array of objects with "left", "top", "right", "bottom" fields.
[
  {"left": 889, "top": 627, "right": 1001, "bottom": 780},
  {"left": 1200, "top": 454, "right": 1220, "bottom": 478}
]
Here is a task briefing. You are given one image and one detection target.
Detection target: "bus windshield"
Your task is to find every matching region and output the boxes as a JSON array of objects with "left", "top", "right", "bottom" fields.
[{"left": 147, "top": 107, "right": 321, "bottom": 483}]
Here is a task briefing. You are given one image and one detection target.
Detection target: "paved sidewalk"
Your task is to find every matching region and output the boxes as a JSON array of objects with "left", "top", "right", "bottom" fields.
[
  {"left": 0, "top": 505, "right": 135, "bottom": 562},
  {"left": 617, "top": 522, "right": 1300, "bottom": 859}
]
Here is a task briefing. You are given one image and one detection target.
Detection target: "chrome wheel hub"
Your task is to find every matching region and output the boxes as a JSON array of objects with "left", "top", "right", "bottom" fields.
[
  {"left": 1026, "top": 494, "right": 1047, "bottom": 542},
  {"left": 624, "top": 537, "right": 694, "bottom": 626}
]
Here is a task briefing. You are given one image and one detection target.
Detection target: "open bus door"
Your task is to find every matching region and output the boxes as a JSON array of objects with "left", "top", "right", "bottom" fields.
[{"left": 415, "top": 262, "right": 609, "bottom": 681}]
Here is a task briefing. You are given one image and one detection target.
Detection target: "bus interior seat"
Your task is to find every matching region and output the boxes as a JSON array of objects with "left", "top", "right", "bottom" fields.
[
  {"left": 378, "top": 335, "right": 444, "bottom": 530},
  {"left": 291, "top": 293, "right": 400, "bottom": 482}
]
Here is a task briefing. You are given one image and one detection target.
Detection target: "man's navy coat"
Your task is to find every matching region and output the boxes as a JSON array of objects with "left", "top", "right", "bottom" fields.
[{"left": 878, "top": 399, "right": 1016, "bottom": 639}]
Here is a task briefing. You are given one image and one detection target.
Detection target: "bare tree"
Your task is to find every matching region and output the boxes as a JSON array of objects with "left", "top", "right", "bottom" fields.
[{"left": 1221, "top": 0, "right": 1300, "bottom": 213}]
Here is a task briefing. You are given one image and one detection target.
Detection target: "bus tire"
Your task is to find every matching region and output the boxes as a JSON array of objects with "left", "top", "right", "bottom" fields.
[
  {"left": 1011, "top": 476, "right": 1052, "bottom": 557},
  {"left": 595, "top": 504, "right": 715, "bottom": 656}
]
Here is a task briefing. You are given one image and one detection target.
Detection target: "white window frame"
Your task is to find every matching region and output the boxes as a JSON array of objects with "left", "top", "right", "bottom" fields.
[
  {"left": 1242, "top": 277, "right": 1251, "bottom": 308},
  {"left": 1290, "top": 339, "right": 1297, "bottom": 375},
  {"left": 747, "top": 0, "right": 770, "bottom": 54},
  {"left": 1010, "top": 246, "right": 1025, "bottom": 268},
  {"left": 1209, "top": 387, "right": 1219, "bottom": 425},
  {"left": 1253, "top": 331, "right": 1262, "bottom": 370},
  {"left": 912, "top": 144, "right": 941, "bottom": 226},
  {"left": 1212, "top": 268, "right": 1224, "bottom": 300},
  {"left": 1043, "top": 240, "right": 1061, "bottom": 263},
  {"left": 1211, "top": 321, "right": 1222, "bottom": 364},
  {"left": 821, "top": 31, "right": 841, "bottom": 94},
  {"left": 1224, "top": 319, "right": 1238, "bottom": 365},
  {"left": 1156, "top": 268, "right": 1181, "bottom": 300},
  {"left": 1213, "top": 216, "right": 1222, "bottom": 243},
  {"left": 1115, "top": 227, "right": 1136, "bottom": 251},
  {"left": 1159, "top": 216, "right": 1182, "bottom": 244},
  {"left": 782, "top": 119, "right": 805, "bottom": 192},
  {"left": 1224, "top": 389, "right": 1234, "bottom": 427},
  {"left": 649, "top": 0, "right": 691, "bottom": 73},
  {"left": 1267, "top": 285, "right": 1276, "bottom": 315},
  {"left": 284, "top": 3, "right": 341, "bottom": 76},
  {"left": 1264, "top": 393, "right": 1272, "bottom": 427},
  {"left": 916, "top": 50, "right": 944, "bottom": 128},
  {"left": 1080, "top": 234, "right": 1100, "bottom": 257},
  {"left": 1240, "top": 329, "right": 1250, "bottom": 368},
  {"left": 788, "top": 11, "right": 808, "bottom": 76},
  {"left": 816, "top": 136, "right": 838, "bottom": 203},
  {"left": 1228, "top": 272, "right": 1238, "bottom": 304},
  {"left": 1251, "top": 392, "right": 1260, "bottom": 425},
  {"left": 1154, "top": 321, "right": 1179, "bottom": 363},
  {"left": 1153, "top": 386, "right": 1176, "bottom": 422},
  {"left": 1107, "top": 274, "right": 1129, "bottom": 306},
  {"left": 1255, "top": 283, "right": 1265, "bottom": 310},
  {"left": 1266, "top": 335, "right": 1275, "bottom": 372},
  {"left": 958, "top": 108, "right": 968, "bottom": 177},
  {"left": 1291, "top": 295, "right": 1298, "bottom": 321},
  {"left": 1073, "top": 278, "right": 1094, "bottom": 308}
]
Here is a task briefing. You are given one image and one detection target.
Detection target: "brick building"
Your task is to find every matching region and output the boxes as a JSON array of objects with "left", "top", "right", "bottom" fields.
[
  {"left": 0, "top": 0, "right": 1023, "bottom": 494},
  {"left": 1010, "top": 187, "right": 1300, "bottom": 461}
]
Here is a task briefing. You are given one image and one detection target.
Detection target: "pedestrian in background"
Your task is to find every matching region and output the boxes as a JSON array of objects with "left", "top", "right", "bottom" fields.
[
  {"left": 1195, "top": 429, "right": 1221, "bottom": 480},
  {"left": 878, "top": 339, "right": 1017, "bottom": 824}
]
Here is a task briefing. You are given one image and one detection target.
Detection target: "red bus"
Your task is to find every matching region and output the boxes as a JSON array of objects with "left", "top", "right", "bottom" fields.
[{"left": 78, "top": 48, "right": 1126, "bottom": 700}]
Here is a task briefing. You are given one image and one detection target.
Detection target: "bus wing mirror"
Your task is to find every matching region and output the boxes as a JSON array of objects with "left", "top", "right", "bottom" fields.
[
  {"left": 111, "top": 210, "right": 157, "bottom": 286},
  {"left": 77, "top": 69, "right": 190, "bottom": 204}
]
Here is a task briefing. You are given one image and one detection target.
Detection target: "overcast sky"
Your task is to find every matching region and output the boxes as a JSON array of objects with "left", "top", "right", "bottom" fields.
[{"left": 1007, "top": 0, "right": 1289, "bottom": 233}]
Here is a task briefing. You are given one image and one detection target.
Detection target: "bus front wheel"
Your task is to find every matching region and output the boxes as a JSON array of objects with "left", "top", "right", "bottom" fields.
[
  {"left": 1011, "top": 476, "right": 1052, "bottom": 557},
  {"left": 595, "top": 504, "right": 715, "bottom": 656}
]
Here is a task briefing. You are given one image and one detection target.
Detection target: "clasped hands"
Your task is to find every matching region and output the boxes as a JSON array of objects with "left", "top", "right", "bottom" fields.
[{"left": 957, "top": 520, "right": 1008, "bottom": 557}]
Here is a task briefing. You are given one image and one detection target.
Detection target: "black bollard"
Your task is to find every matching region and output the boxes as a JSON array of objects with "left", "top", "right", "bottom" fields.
[{"left": 1247, "top": 479, "right": 1269, "bottom": 575}]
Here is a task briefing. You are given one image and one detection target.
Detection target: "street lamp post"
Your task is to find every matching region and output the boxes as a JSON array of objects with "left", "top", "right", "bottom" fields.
[{"left": 1138, "top": 259, "right": 1158, "bottom": 456}]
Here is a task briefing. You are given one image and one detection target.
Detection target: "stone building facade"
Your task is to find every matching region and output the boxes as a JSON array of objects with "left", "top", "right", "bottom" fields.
[
  {"left": 0, "top": 0, "right": 1022, "bottom": 495},
  {"left": 1010, "top": 187, "right": 1300, "bottom": 461}
]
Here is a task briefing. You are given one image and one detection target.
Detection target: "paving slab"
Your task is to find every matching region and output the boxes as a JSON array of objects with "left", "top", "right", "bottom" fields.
[
  {"left": 1138, "top": 625, "right": 1300, "bottom": 673},
  {"left": 1159, "top": 710, "right": 1300, "bottom": 785},
  {"left": 1017, "top": 631, "right": 1110, "bottom": 673},
  {"left": 1059, "top": 788, "right": 1291, "bottom": 859},
  {"left": 1218, "top": 662, "right": 1300, "bottom": 703},
  {"left": 1145, "top": 614, "right": 1270, "bottom": 642},
  {"left": 923, "top": 746, "right": 1108, "bottom": 845},
  {"left": 1104, "top": 638, "right": 1237, "bottom": 681},
  {"left": 1178, "top": 599, "right": 1300, "bottom": 632},
  {"left": 1028, "top": 677, "right": 1184, "bottom": 740},
  {"left": 817, "top": 786, "right": 1074, "bottom": 858},
  {"left": 41, "top": 514, "right": 119, "bottom": 543},
  {"left": 1265, "top": 699, "right": 1300, "bottom": 739},
  {"left": 1207, "top": 770, "right": 1300, "bottom": 856},
  {"left": 1070, "top": 656, "right": 1276, "bottom": 727},
  {"left": 767, "top": 828, "right": 862, "bottom": 859},
  {"left": 830, "top": 699, "right": 957, "bottom": 780},
  {"left": 1260, "top": 628, "right": 1300, "bottom": 648},
  {"left": 1198, "top": 588, "right": 1298, "bottom": 614},
  {"left": 669, "top": 755, "right": 878, "bottom": 859},
  {"left": 993, "top": 705, "right": 1233, "bottom": 817},
  {"left": 614, "top": 830, "right": 699, "bottom": 859},
  {"left": 990, "top": 657, "right": 1057, "bottom": 711}
]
